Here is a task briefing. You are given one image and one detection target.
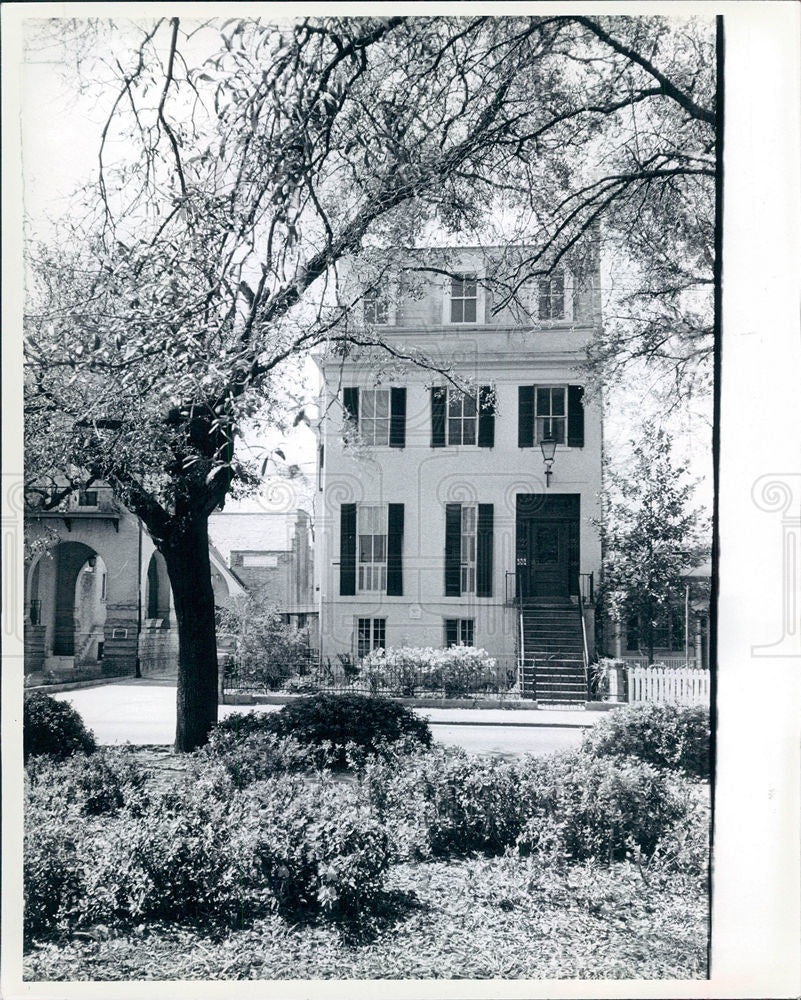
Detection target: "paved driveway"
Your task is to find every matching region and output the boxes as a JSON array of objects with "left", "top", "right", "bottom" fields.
[{"left": 53, "top": 681, "right": 592, "bottom": 757}]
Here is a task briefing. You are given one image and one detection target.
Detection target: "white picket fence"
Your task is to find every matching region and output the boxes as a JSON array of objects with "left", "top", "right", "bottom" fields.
[{"left": 627, "top": 665, "right": 710, "bottom": 706}]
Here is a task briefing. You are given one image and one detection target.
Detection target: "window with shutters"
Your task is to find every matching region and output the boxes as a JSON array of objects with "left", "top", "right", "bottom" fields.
[
  {"left": 357, "top": 617, "right": 386, "bottom": 658},
  {"left": 358, "top": 505, "right": 387, "bottom": 593},
  {"left": 535, "top": 386, "right": 567, "bottom": 444},
  {"left": 364, "top": 287, "right": 388, "bottom": 325},
  {"left": 360, "top": 389, "right": 390, "bottom": 445},
  {"left": 460, "top": 505, "right": 477, "bottom": 594},
  {"left": 538, "top": 271, "right": 565, "bottom": 320},
  {"left": 445, "top": 618, "right": 474, "bottom": 647},
  {"left": 449, "top": 274, "right": 478, "bottom": 323},
  {"left": 447, "top": 389, "right": 478, "bottom": 445}
]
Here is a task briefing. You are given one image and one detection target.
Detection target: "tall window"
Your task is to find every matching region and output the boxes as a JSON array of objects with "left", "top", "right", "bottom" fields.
[
  {"left": 358, "top": 505, "right": 387, "bottom": 592},
  {"left": 445, "top": 618, "right": 474, "bottom": 647},
  {"left": 447, "top": 389, "right": 478, "bottom": 445},
  {"left": 535, "top": 386, "right": 566, "bottom": 444},
  {"left": 450, "top": 275, "right": 477, "bottom": 323},
  {"left": 360, "top": 389, "right": 390, "bottom": 445},
  {"left": 538, "top": 271, "right": 565, "bottom": 320},
  {"left": 358, "top": 617, "right": 386, "bottom": 658},
  {"left": 460, "top": 505, "right": 477, "bottom": 594},
  {"left": 364, "top": 287, "right": 388, "bottom": 325}
]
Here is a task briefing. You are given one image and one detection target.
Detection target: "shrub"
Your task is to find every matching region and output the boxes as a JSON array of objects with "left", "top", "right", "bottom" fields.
[
  {"left": 254, "top": 776, "right": 391, "bottom": 919},
  {"left": 358, "top": 743, "right": 685, "bottom": 865},
  {"left": 266, "top": 694, "right": 432, "bottom": 768},
  {"left": 76, "top": 775, "right": 265, "bottom": 928},
  {"left": 581, "top": 702, "right": 711, "bottom": 779},
  {"left": 516, "top": 752, "right": 685, "bottom": 862},
  {"left": 214, "top": 709, "right": 279, "bottom": 738},
  {"left": 24, "top": 692, "right": 96, "bottom": 762},
  {"left": 24, "top": 793, "right": 84, "bottom": 941},
  {"left": 191, "top": 727, "right": 318, "bottom": 785},
  {"left": 359, "top": 746, "right": 525, "bottom": 859},
  {"left": 26, "top": 749, "right": 148, "bottom": 816}
]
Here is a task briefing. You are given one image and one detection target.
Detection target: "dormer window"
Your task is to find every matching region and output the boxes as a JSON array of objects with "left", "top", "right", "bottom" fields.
[
  {"left": 78, "top": 490, "right": 98, "bottom": 507},
  {"left": 450, "top": 274, "right": 477, "bottom": 323},
  {"left": 538, "top": 271, "right": 565, "bottom": 320},
  {"left": 363, "top": 287, "right": 388, "bottom": 325}
]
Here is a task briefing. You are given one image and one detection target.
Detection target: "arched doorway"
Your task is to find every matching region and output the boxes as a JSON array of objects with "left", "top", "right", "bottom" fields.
[
  {"left": 52, "top": 541, "right": 107, "bottom": 664},
  {"left": 145, "top": 551, "right": 171, "bottom": 622}
]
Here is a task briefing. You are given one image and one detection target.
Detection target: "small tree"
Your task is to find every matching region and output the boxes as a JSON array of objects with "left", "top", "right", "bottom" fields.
[
  {"left": 217, "top": 597, "right": 311, "bottom": 691},
  {"left": 599, "top": 423, "right": 708, "bottom": 664}
]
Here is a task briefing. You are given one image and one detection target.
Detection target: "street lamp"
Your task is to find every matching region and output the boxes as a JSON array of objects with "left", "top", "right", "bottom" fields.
[{"left": 540, "top": 436, "right": 557, "bottom": 487}]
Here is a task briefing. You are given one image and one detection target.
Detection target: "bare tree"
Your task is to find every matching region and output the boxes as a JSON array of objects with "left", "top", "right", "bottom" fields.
[{"left": 25, "top": 15, "right": 716, "bottom": 748}]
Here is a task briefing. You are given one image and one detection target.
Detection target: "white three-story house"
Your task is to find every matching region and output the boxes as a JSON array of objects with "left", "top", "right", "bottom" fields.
[{"left": 313, "top": 245, "right": 603, "bottom": 702}]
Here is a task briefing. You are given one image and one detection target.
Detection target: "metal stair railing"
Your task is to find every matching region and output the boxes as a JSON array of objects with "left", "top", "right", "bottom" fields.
[{"left": 579, "top": 605, "right": 590, "bottom": 699}]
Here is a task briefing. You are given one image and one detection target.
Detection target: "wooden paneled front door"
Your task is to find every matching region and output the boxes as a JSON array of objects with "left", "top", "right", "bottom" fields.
[{"left": 516, "top": 494, "right": 579, "bottom": 603}]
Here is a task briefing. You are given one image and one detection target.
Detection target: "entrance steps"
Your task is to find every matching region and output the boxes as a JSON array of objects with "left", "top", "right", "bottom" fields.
[{"left": 520, "top": 603, "right": 588, "bottom": 704}]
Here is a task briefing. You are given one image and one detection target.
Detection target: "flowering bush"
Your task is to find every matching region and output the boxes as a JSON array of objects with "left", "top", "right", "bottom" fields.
[{"left": 360, "top": 646, "right": 498, "bottom": 698}]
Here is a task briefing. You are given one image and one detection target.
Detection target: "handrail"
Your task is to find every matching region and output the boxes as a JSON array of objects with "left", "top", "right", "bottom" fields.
[
  {"left": 518, "top": 605, "right": 525, "bottom": 690},
  {"left": 579, "top": 604, "right": 590, "bottom": 696}
]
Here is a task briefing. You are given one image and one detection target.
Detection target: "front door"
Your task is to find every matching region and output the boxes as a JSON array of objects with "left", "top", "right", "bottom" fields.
[
  {"left": 525, "top": 520, "right": 568, "bottom": 600},
  {"left": 516, "top": 494, "right": 579, "bottom": 603}
]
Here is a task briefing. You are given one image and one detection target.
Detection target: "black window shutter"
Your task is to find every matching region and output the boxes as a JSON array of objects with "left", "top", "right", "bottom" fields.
[
  {"left": 477, "top": 386, "right": 495, "bottom": 448},
  {"left": 444, "top": 503, "right": 462, "bottom": 596},
  {"left": 386, "top": 503, "right": 404, "bottom": 596},
  {"left": 389, "top": 387, "right": 406, "bottom": 448},
  {"left": 476, "top": 504, "right": 494, "bottom": 597},
  {"left": 518, "top": 386, "right": 534, "bottom": 448},
  {"left": 431, "top": 387, "right": 446, "bottom": 447},
  {"left": 445, "top": 619, "right": 458, "bottom": 646},
  {"left": 343, "top": 387, "right": 359, "bottom": 425},
  {"left": 567, "top": 385, "right": 585, "bottom": 447},
  {"left": 340, "top": 504, "right": 356, "bottom": 596}
]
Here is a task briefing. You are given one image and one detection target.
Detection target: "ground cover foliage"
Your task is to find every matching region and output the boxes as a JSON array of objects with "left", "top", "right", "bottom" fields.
[{"left": 24, "top": 696, "right": 710, "bottom": 978}]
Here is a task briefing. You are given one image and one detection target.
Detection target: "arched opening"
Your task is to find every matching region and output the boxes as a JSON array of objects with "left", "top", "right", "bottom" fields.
[
  {"left": 145, "top": 551, "right": 171, "bottom": 622},
  {"left": 211, "top": 565, "right": 231, "bottom": 608},
  {"left": 52, "top": 541, "right": 107, "bottom": 663}
]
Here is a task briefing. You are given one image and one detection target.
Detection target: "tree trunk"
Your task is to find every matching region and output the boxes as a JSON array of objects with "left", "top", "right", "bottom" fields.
[{"left": 162, "top": 513, "right": 219, "bottom": 752}]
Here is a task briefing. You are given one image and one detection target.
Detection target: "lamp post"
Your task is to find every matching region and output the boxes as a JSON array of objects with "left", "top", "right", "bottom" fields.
[{"left": 540, "top": 436, "right": 557, "bottom": 487}]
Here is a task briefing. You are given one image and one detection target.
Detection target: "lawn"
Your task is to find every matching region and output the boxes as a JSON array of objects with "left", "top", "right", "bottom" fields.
[{"left": 24, "top": 855, "right": 706, "bottom": 981}]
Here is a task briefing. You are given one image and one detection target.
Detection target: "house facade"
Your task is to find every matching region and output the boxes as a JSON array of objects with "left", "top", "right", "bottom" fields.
[{"left": 314, "top": 246, "right": 603, "bottom": 696}]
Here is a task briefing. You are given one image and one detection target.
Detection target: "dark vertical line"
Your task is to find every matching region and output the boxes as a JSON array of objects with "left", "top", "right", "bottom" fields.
[{"left": 708, "top": 12, "right": 724, "bottom": 979}]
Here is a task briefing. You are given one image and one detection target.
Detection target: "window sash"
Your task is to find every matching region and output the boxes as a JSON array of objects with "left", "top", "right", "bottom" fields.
[
  {"left": 360, "top": 389, "right": 390, "bottom": 445},
  {"left": 538, "top": 272, "right": 565, "bottom": 320},
  {"left": 534, "top": 386, "right": 568, "bottom": 444},
  {"left": 358, "top": 505, "right": 387, "bottom": 593},
  {"left": 450, "top": 275, "right": 478, "bottom": 323},
  {"left": 460, "top": 505, "right": 477, "bottom": 594},
  {"left": 445, "top": 618, "right": 474, "bottom": 647},
  {"left": 364, "top": 289, "right": 388, "bottom": 325},
  {"left": 446, "top": 389, "right": 478, "bottom": 445},
  {"left": 358, "top": 617, "right": 386, "bottom": 657}
]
